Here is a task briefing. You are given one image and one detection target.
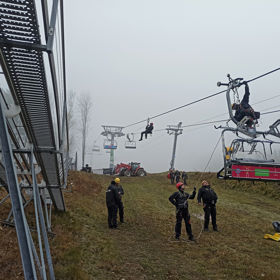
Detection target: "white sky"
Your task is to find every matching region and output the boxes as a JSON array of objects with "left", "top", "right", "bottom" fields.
[{"left": 64, "top": 0, "right": 280, "bottom": 172}]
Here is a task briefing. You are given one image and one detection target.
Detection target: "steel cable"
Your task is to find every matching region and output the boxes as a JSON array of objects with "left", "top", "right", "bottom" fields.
[{"left": 123, "top": 68, "right": 280, "bottom": 129}]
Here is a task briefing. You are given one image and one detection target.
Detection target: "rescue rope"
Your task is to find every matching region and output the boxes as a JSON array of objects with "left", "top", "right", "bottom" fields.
[{"left": 194, "top": 134, "right": 222, "bottom": 242}]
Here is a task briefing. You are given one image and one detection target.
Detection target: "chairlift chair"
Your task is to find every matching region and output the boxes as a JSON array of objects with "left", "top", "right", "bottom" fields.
[
  {"left": 217, "top": 74, "right": 258, "bottom": 137},
  {"left": 92, "top": 145, "right": 100, "bottom": 152},
  {"left": 217, "top": 132, "right": 280, "bottom": 182},
  {"left": 125, "top": 133, "right": 136, "bottom": 149}
]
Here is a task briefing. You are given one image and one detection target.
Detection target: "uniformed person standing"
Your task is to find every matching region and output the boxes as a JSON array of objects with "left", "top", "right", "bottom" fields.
[
  {"left": 169, "top": 182, "right": 196, "bottom": 241},
  {"left": 182, "top": 171, "right": 188, "bottom": 185},
  {"left": 106, "top": 180, "right": 121, "bottom": 229},
  {"left": 174, "top": 170, "right": 181, "bottom": 184},
  {"left": 169, "top": 169, "right": 175, "bottom": 184},
  {"left": 197, "top": 180, "right": 218, "bottom": 231},
  {"left": 115, "top": 178, "right": 125, "bottom": 223}
]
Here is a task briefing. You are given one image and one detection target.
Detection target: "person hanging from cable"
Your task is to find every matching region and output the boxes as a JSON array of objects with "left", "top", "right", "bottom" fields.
[
  {"left": 139, "top": 122, "right": 154, "bottom": 141},
  {"left": 169, "top": 182, "right": 196, "bottom": 241},
  {"left": 232, "top": 81, "right": 260, "bottom": 127}
]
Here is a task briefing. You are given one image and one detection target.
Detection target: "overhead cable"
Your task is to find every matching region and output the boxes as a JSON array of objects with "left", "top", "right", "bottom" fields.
[
  {"left": 131, "top": 108, "right": 279, "bottom": 135},
  {"left": 262, "top": 109, "right": 280, "bottom": 115},
  {"left": 247, "top": 67, "right": 280, "bottom": 83},
  {"left": 123, "top": 67, "right": 280, "bottom": 129},
  {"left": 123, "top": 88, "right": 227, "bottom": 128}
]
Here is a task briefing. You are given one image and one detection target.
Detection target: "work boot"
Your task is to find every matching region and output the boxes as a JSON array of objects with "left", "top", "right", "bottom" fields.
[
  {"left": 175, "top": 235, "right": 180, "bottom": 240},
  {"left": 213, "top": 226, "right": 219, "bottom": 232},
  {"left": 203, "top": 228, "right": 209, "bottom": 232},
  {"left": 189, "top": 236, "right": 195, "bottom": 242}
]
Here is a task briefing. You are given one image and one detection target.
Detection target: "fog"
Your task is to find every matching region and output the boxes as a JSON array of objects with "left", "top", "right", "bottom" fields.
[{"left": 64, "top": 0, "right": 280, "bottom": 172}]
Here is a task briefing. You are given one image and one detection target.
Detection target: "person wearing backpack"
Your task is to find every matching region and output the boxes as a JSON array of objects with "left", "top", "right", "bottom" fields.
[
  {"left": 197, "top": 180, "right": 218, "bottom": 232},
  {"left": 106, "top": 180, "right": 121, "bottom": 229}
]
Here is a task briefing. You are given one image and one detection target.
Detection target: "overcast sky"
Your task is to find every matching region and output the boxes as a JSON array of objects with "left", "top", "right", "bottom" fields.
[{"left": 64, "top": 0, "right": 280, "bottom": 173}]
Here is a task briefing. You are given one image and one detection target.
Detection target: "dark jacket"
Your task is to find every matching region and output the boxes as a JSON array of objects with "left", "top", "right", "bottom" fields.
[
  {"left": 169, "top": 190, "right": 196, "bottom": 210},
  {"left": 234, "top": 84, "right": 260, "bottom": 121},
  {"left": 197, "top": 185, "right": 218, "bottom": 205},
  {"left": 146, "top": 124, "right": 154, "bottom": 133},
  {"left": 182, "top": 172, "right": 188, "bottom": 179},
  {"left": 174, "top": 170, "right": 181, "bottom": 177},
  {"left": 106, "top": 182, "right": 121, "bottom": 207},
  {"left": 117, "top": 184, "right": 124, "bottom": 196}
]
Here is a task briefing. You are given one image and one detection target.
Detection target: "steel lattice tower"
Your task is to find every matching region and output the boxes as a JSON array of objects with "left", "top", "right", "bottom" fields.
[{"left": 101, "top": 126, "right": 125, "bottom": 170}]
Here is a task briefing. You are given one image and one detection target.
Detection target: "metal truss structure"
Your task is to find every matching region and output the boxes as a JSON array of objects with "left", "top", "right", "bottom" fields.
[
  {"left": 166, "top": 122, "right": 183, "bottom": 170},
  {"left": 101, "top": 125, "right": 124, "bottom": 170},
  {"left": 0, "top": 0, "right": 69, "bottom": 279}
]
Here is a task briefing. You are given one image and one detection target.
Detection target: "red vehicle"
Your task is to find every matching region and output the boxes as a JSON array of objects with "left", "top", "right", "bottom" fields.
[{"left": 113, "top": 162, "right": 147, "bottom": 177}]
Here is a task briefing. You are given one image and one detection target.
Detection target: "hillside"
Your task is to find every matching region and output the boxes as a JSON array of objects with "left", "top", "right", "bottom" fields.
[{"left": 1, "top": 171, "right": 280, "bottom": 279}]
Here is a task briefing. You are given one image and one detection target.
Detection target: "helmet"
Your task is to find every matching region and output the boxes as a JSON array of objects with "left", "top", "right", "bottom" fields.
[
  {"left": 115, "top": 178, "right": 120, "bottom": 184},
  {"left": 176, "top": 182, "right": 184, "bottom": 189},
  {"left": 202, "top": 180, "right": 209, "bottom": 186}
]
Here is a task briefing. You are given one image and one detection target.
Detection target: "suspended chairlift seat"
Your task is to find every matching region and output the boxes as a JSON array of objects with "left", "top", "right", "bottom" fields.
[
  {"left": 93, "top": 145, "right": 100, "bottom": 152},
  {"left": 217, "top": 137, "right": 280, "bottom": 182},
  {"left": 125, "top": 133, "right": 136, "bottom": 149},
  {"left": 216, "top": 74, "right": 280, "bottom": 182}
]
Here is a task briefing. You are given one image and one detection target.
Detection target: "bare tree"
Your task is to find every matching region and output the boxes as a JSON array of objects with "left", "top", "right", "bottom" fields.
[
  {"left": 78, "top": 94, "right": 93, "bottom": 168},
  {"left": 67, "top": 90, "right": 76, "bottom": 155}
]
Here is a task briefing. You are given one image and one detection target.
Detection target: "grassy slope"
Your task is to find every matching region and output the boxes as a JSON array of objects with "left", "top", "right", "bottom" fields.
[{"left": 51, "top": 172, "right": 280, "bottom": 280}]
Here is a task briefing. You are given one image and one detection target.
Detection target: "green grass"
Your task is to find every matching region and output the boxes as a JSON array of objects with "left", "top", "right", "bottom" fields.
[{"left": 51, "top": 171, "right": 280, "bottom": 280}]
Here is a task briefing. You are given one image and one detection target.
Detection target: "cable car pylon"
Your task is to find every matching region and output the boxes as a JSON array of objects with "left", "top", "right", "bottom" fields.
[
  {"left": 101, "top": 126, "right": 125, "bottom": 172},
  {"left": 166, "top": 122, "right": 183, "bottom": 170}
]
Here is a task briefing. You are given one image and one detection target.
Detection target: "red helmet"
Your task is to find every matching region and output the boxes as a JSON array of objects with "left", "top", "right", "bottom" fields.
[{"left": 176, "top": 182, "right": 184, "bottom": 189}]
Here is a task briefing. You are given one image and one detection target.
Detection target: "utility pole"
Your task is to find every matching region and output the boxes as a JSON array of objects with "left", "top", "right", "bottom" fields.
[
  {"left": 101, "top": 126, "right": 124, "bottom": 171},
  {"left": 166, "top": 122, "right": 183, "bottom": 170}
]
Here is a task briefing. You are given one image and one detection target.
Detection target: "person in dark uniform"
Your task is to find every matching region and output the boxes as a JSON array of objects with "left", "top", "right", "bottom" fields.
[
  {"left": 139, "top": 123, "right": 154, "bottom": 141},
  {"left": 197, "top": 180, "right": 218, "bottom": 232},
  {"left": 232, "top": 81, "right": 260, "bottom": 127},
  {"left": 106, "top": 180, "right": 121, "bottom": 229},
  {"left": 182, "top": 171, "right": 188, "bottom": 185},
  {"left": 115, "top": 177, "right": 124, "bottom": 223},
  {"left": 169, "top": 182, "right": 196, "bottom": 241},
  {"left": 169, "top": 169, "right": 175, "bottom": 184},
  {"left": 174, "top": 170, "right": 181, "bottom": 184}
]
